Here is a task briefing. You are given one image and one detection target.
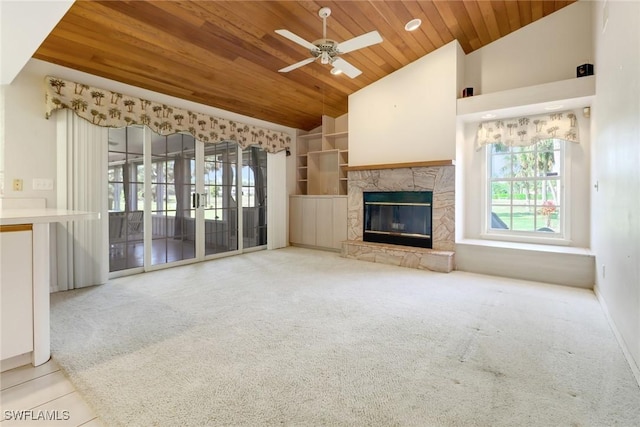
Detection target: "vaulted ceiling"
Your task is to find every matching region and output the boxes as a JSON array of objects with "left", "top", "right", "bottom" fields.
[{"left": 34, "top": 1, "right": 575, "bottom": 131}]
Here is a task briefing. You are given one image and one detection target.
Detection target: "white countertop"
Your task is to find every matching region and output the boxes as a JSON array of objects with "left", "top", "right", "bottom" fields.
[{"left": 0, "top": 208, "right": 99, "bottom": 226}]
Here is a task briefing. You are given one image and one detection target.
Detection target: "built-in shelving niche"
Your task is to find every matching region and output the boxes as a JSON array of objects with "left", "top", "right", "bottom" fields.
[{"left": 296, "top": 114, "right": 349, "bottom": 195}]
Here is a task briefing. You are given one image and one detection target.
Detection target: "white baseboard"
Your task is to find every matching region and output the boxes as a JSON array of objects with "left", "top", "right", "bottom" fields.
[{"left": 594, "top": 284, "right": 640, "bottom": 387}]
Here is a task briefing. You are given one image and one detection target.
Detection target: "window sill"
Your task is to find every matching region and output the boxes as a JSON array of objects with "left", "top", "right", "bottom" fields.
[
  {"left": 480, "top": 232, "right": 572, "bottom": 247},
  {"left": 457, "top": 238, "right": 592, "bottom": 256}
]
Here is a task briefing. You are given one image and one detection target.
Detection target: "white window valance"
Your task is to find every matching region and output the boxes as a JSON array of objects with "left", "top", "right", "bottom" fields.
[
  {"left": 45, "top": 76, "right": 292, "bottom": 154},
  {"left": 476, "top": 110, "right": 579, "bottom": 150}
]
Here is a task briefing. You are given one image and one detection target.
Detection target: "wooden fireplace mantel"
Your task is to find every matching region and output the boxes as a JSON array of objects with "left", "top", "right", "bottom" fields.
[{"left": 345, "top": 160, "right": 455, "bottom": 172}]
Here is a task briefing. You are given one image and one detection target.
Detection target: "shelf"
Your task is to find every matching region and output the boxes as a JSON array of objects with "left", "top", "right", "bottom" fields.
[
  {"left": 308, "top": 149, "right": 339, "bottom": 155},
  {"left": 298, "top": 131, "right": 323, "bottom": 139},
  {"left": 456, "top": 76, "right": 595, "bottom": 122},
  {"left": 296, "top": 114, "right": 348, "bottom": 196},
  {"left": 325, "top": 131, "right": 348, "bottom": 138}
]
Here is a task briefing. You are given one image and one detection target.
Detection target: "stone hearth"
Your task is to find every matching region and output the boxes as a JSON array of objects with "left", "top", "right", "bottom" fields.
[
  {"left": 341, "top": 162, "right": 455, "bottom": 272},
  {"left": 342, "top": 240, "right": 455, "bottom": 273}
]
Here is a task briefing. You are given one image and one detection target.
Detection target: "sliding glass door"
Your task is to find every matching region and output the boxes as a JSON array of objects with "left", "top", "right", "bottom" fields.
[
  {"left": 203, "top": 142, "right": 239, "bottom": 256},
  {"left": 107, "top": 127, "right": 145, "bottom": 272},
  {"left": 108, "top": 127, "right": 267, "bottom": 275},
  {"left": 242, "top": 147, "right": 267, "bottom": 249},
  {"left": 149, "top": 133, "right": 196, "bottom": 266}
]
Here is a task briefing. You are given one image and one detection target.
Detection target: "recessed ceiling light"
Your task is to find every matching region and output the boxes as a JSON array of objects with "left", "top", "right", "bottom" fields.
[
  {"left": 545, "top": 104, "right": 564, "bottom": 111},
  {"left": 405, "top": 18, "right": 422, "bottom": 31},
  {"left": 330, "top": 68, "right": 342, "bottom": 75},
  {"left": 481, "top": 113, "right": 497, "bottom": 119}
]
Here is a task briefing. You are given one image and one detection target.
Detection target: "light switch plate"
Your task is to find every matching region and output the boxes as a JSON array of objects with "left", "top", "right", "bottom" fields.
[
  {"left": 12, "top": 179, "right": 23, "bottom": 191},
  {"left": 33, "top": 178, "right": 54, "bottom": 191}
]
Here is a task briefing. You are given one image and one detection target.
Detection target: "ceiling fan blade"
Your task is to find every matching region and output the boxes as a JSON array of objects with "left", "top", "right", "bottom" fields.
[
  {"left": 279, "top": 57, "right": 317, "bottom": 73},
  {"left": 337, "top": 30, "right": 383, "bottom": 54},
  {"left": 275, "top": 29, "right": 318, "bottom": 52},
  {"left": 331, "top": 57, "right": 362, "bottom": 78}
]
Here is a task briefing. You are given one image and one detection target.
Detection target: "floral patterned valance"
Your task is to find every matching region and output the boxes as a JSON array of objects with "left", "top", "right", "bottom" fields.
[
  {"left": 45, "top": 76, "right": 292, "bottom": 154},
  {"left": 476, "top": 110, "right": 579, "bottom": 150}
]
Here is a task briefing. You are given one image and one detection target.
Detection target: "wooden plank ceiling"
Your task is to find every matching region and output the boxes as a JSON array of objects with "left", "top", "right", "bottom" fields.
[{"left": 34, "top": 1, "right": 575, "bottom": 131}]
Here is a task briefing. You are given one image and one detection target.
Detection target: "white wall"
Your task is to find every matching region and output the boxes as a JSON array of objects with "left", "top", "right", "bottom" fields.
[
  {"left": 591, "top": 0, "right": 640, "bottom": 378},
  {"left": 349, "top": 41, "right": 463, "bottom": 166},
  {"left": 2, "top": 59, "right": 296, "bottom": 208},
  {"left": 464, "top": 1, "right": 593, "bottom": 96},
  {"left": 0, "top": 0, "right": 74, "bottom": 85},
  {"left": 2, "top": 63, "right": 58, "bottom": 207}
]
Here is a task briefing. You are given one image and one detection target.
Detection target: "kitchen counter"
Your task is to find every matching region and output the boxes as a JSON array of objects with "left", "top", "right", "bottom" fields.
[
  {"left": 0, "top": 205, "right": 99, "bottom": 371},
  {"left": 0, "top": 208, "right": 98, "bottom": 225}
]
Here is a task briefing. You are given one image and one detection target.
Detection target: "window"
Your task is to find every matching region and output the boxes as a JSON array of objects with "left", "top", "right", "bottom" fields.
[{"left": 487, "top": 139, "right": 566, "bottom": 241}]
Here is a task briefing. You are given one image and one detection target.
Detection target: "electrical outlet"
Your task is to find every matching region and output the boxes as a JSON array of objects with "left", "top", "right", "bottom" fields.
[
  {"left": 602, "top": 264, "right": 606, "bottom": 279},
  {"left": 12, "top": 179, "right": 23, "bottom": 191}
]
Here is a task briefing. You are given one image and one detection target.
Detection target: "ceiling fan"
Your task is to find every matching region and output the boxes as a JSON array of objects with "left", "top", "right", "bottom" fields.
[{"left": 276, "top": 6, "right": 383, "bottom": 78}]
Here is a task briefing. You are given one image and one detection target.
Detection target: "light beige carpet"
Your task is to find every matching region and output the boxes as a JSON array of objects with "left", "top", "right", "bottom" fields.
[{"left": 50, "top": 247, "right": 640, "bottom": 426}]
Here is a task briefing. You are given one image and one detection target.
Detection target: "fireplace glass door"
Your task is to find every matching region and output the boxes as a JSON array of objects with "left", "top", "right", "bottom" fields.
[{"left": 363, "top": 191, "right": 433, "bottom": 248}]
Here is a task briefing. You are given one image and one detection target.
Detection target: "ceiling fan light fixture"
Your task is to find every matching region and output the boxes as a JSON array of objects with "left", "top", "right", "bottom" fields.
[
  {"left": 405, "top": 18, "right": 422, "bottom": 32},
  {"left": 330, "top": 68, "right": 342, "bottom": 75},
  {"left": 275, "top": 7, "right": 382, "bottom": 78}
]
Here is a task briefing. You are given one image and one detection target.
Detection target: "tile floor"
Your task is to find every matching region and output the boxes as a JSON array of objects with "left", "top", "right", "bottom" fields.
[{"left": 0, "top": 359, "right": 100, "bottom": 426}]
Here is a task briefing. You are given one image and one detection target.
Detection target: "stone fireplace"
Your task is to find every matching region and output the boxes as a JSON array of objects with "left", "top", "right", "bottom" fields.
[{"left": 341, "top": 162, "right": 455, "bottom": 272}]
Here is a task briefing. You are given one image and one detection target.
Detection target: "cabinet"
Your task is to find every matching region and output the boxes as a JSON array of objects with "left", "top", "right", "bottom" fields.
[
  {"left": 296, "top": 114, "right": 348, "bottom": 195},
  {"left": 1, "top": 202, "right": 99, "bottom": 371},
  {"left": 0, "top": 225, "right": 34, "bottom": 361},
  {"left": 289, "top": 195, "right": 347, "bottom": 251}
]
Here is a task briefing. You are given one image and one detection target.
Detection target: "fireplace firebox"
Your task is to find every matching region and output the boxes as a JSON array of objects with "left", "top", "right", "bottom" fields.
[{"left": 363, "top": 191, "right": 433, "bottom": 249}]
